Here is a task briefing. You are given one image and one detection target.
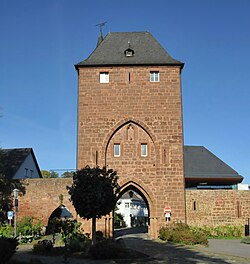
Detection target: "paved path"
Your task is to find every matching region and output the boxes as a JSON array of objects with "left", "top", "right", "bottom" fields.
[
  {"left": 12, "top": 229, "right": 250, "bottom": 264},
  {"left": 120, "top": 235, "right": 250, "bottom": 263},
  {"left": 115, "top": 227, "right": 250, "bottom": 263}
]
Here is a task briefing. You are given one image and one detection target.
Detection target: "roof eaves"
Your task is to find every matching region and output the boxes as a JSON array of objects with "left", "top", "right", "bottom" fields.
[{"left": 75, "top": 62, "right": 184, "bottom": 68}]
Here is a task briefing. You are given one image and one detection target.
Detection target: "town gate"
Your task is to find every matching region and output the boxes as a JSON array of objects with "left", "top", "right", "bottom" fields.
[{"left": 75, "top": 32, "right": 186, "bottom": 238}]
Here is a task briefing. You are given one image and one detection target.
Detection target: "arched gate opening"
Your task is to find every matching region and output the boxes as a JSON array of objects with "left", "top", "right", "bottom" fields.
[{"left": 114, "top": 182, "right": 151, "bottom": 238}]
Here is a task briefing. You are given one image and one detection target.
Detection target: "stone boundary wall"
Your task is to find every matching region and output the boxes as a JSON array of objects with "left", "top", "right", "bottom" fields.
[
  {"left": 18, "top": 178, "right": 75, "bottom": 225},
  {"left": 186, "top": 190, "right": 250, "bottom": 227},
  {"left": 18, "top": 178, "right": 112, "bottom": 237},
  {"left": 18, "top": 180, "right": 250, "bottom": 236}
]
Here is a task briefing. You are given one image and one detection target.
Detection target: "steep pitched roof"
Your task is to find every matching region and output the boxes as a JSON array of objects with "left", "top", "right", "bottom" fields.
[
  {"left": 184, "top": 146, "right": 243, "bottom": 184},
  {"left": 75, "top": 32, "right": 184, "bottom": 68},
  {"left": 120, "top": 192, "right": 143, "bottom": 202},
  {"left": 0, "top": 148, "right": 42, "bottom": 179}
]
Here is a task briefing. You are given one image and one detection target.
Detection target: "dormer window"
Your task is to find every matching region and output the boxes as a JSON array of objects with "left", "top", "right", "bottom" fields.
[{"left": 124, "top": 48, "right": 134, "bottom": 57}]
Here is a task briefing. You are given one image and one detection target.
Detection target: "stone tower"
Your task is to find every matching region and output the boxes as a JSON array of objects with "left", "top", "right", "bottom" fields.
[{"left": 75, "top": 32, "right": 186, "bottom": 238}]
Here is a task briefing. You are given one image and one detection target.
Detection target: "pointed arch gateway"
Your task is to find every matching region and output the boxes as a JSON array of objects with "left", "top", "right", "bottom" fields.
[
  {"left": 118, "top": 180, "right": 155, "bottom": 215},
  {"left": 114, "top": 180, "right": 155, "bottom": 235},
  {"left": 102, "top": 119, "right": 159, "bottom": 237}
]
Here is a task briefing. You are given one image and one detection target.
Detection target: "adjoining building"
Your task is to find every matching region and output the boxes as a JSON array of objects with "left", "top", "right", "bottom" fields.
[
  {"left": 184, "top": 146, "right": 243, "bottom": 189},
  {"left": 0, "top": 148, "right": 42, "bottom": 179},
  {"left": 116, "top": 191, "right": 148, "bottom": 228}
]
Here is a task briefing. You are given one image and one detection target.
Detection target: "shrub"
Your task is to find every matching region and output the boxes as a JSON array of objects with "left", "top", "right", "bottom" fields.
[
  {"left": 67, "top": 232, "right": 91, "bottom": 253},
  {"left": 17, "top": 216, "right": 42, "bottom": 237},
  {"left": 159, "top": 223, "right": 208, "bottom": 246},
  {"left": 96, "top": 230, "right": 104, "bottom": 241},
  {"left": 0, "top": 224, "right": 14, "bottom": 238},
  {"left": 89, "top": 239, "right": 126, "bottom": 259},
  {"left": 33, "top": 239, "right": 53, "bottom": 253},
  {"left": 0, "top": 237, "right": 18, "bottom": 263},
  {"left": 57, "top": 219, "right": 83, "bottom": 246},
  {"left": 191, "top": 225, "right": 243, "bottom": 238}
]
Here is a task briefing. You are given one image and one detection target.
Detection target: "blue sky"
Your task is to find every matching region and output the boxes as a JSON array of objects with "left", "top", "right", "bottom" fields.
[{"left": 0, "top": 0, "right": 250, "bottom": 182}]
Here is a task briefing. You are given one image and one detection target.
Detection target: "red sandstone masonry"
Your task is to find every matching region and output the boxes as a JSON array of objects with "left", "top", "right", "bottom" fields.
[
  {"left": 186, "top": 190, "right": 250, "bottom": 227},
  {"left": 77, "top": 66, "right": 186, "bottom": 238},
  {"left": 18, "top": 178, "right": 111, "bottom": 237},
  {"left": 18, "top": 182, "right": 250, "bottom": 238}
]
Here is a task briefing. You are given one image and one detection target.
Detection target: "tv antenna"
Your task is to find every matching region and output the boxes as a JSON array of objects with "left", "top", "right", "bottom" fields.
[{"left": 96, "top": 21, "right": 107, "bottom": 33}]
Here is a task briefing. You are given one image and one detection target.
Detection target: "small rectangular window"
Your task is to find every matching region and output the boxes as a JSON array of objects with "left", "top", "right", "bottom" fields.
[
  {"left": 150, "top": 71, "right": 159, "bottom": 82},
  {"left": 114, "top": 143, "right": 120, "bottom": 157},
  {"left": 141, "top": 143, "right": 148, "bottom": 157},
  {"left": 100, "top": 72, "right": 109, "bottom": 83},
  {"left": 125, "top": 203, "right": 129, "bottom": 208}
]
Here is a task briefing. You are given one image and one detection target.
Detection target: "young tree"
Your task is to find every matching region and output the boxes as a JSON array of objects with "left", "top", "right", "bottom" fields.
[
  {"left": 41, "top": 170, "right": 51, "bottom": 178},
  {"left": 67, "top": 166, "right": 120, "bottom": 244},
  {"left": 50, "top": 170, "right": 59, "bottom": 178},
  {"left": 41, "top": 170, "right": 59, "bottom": 178},
  {"left": 61, "top": 171, "right": 74, "bottom": 178}
]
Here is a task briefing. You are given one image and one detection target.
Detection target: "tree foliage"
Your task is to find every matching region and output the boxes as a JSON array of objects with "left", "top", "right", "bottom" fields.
[
  {"left": 61, "top": 171, "right": 74, "bottom": 178},
  {"left": 67, "top": 166, "right": 120, "bottom": 220},
  {"left": 67, "top": 166, "right": 120, "bottom": 244},
  {"left": 41, "top": 170, "right": 59, "bottom": 178},
  {"left": 41, "top": 170, "right": 50, "bottom": 178},
  {"left": 0, "top": 149, "right": 25, "bottom": 222}
]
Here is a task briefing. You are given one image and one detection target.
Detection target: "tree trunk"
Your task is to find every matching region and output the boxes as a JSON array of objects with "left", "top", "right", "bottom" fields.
[{"left": 92, "top": 216, "right": 96, "bottom": 245}]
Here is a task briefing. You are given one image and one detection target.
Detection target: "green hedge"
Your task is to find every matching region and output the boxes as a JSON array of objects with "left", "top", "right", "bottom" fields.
[
  {"left": 190, "top": 225, "right": 244, "bottom": 238},
  {"left": 159, "top": 223, "right": 208, "bottom": 246}
]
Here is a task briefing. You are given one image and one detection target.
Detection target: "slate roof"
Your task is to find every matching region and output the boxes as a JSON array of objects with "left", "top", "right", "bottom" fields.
[
  {"left": 0, "top": 148, "right": 42, "bottom": 179},
  {"left": 184, "top": 146, "right": 243, "bottom": 184},
  {"left": 120, "top": 192, "right": 143, "bottom": 202},
  {"left": 75, "top": 32, "right": 184, "bottom": 68}
]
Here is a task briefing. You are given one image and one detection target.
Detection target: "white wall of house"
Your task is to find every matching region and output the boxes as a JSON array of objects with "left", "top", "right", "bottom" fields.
[
  {"left": 14, "top": 153, "right": 40, "bottom": 179},
  {"left": 117, "top": 196, "right": 148, "bottom": 227}
]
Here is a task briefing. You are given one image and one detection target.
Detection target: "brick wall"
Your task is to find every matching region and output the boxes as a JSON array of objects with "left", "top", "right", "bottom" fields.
[
  {"left": 77, "top": 65, "right": 186, "bottom": 238},
  {"left": 18, "top": 178, "right": 112, "bottom": 236},
  {"left": 186, "top": 190, "right": 250, "bottom": 227},
  {"left": 18, "top": 178, "right": 74, "bottom": 225},
  {"left": 17, "top": 180, "right": 250, "bottom": 237}
]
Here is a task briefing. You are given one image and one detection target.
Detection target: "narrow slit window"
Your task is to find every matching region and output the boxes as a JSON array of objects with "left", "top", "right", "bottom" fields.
[
  {"left": 150, "top": 71, "right": 159, "bottom": 82},
  {"left": 141, "top": 143, "right": 148, "bottom": 157},
  {"left": 100, "top": 72, "right": 109, "bottom": 83},
  {"left": 114, "top": 143, "right": 120, "bottom": 157}
]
